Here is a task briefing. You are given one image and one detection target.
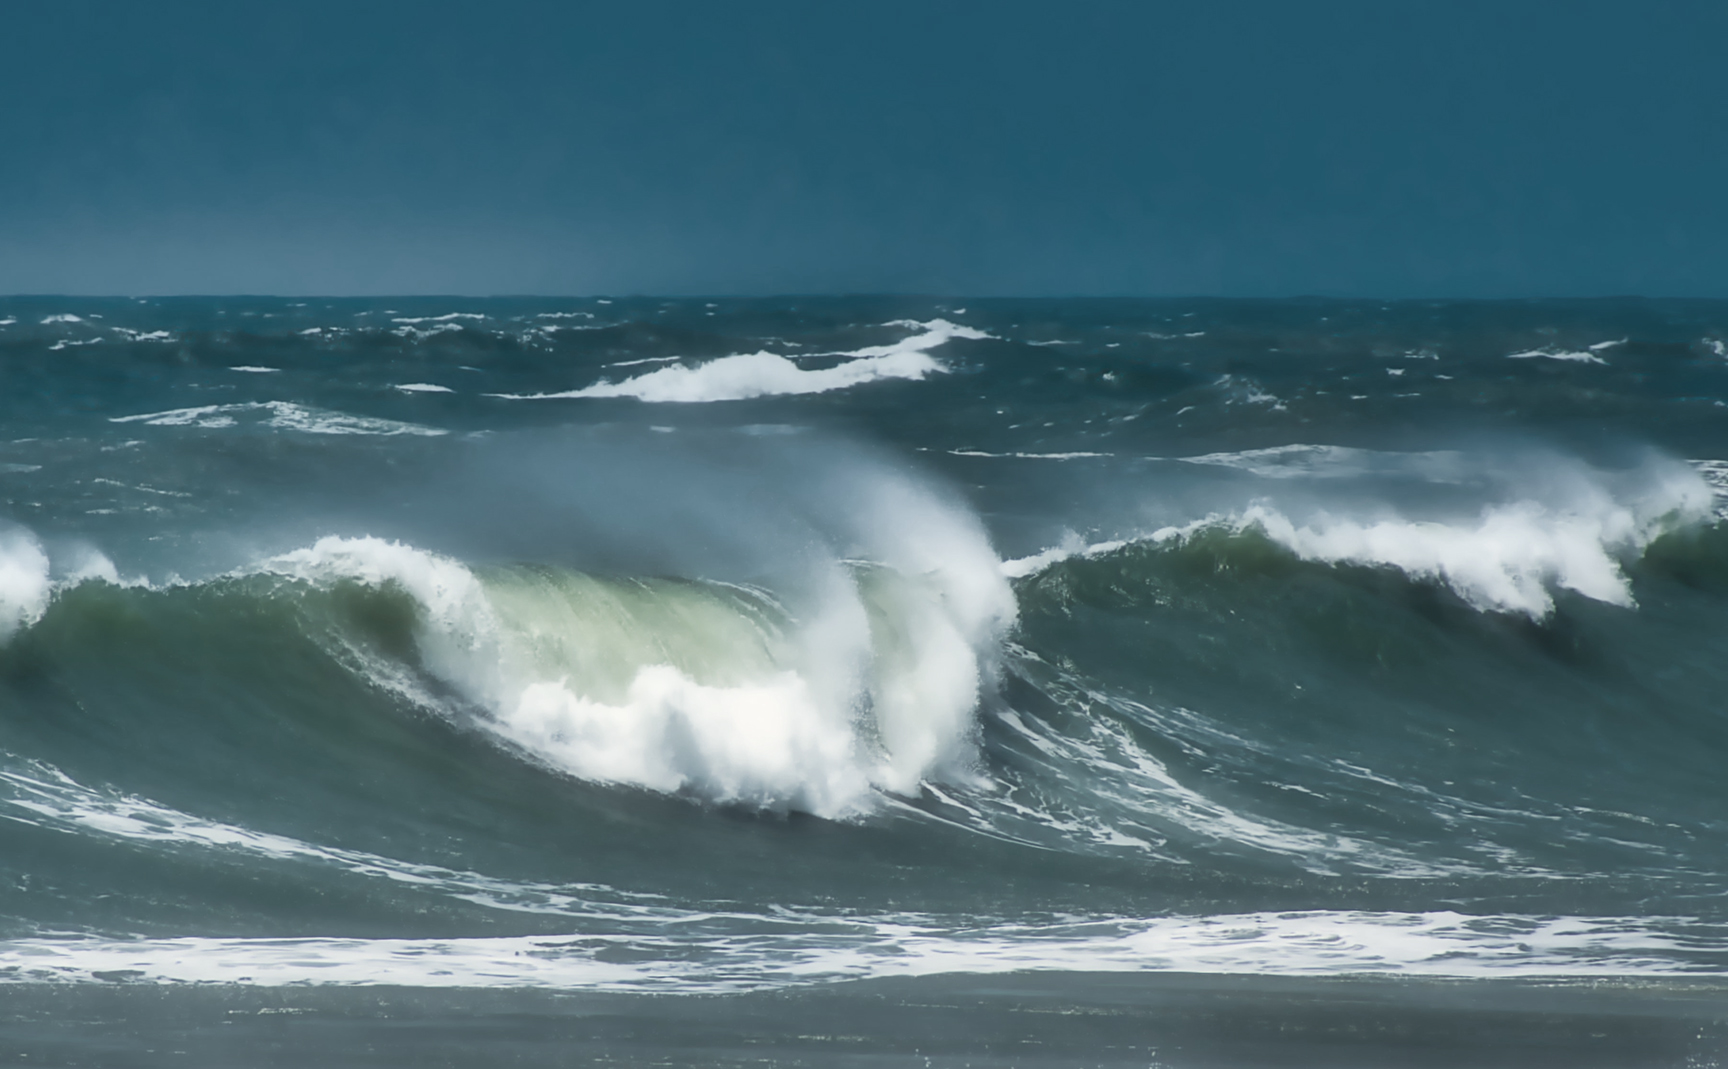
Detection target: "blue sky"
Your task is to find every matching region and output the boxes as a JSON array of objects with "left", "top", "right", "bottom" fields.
[{"left": 2, "top": 1, "right": 1723, "bottom": 296}]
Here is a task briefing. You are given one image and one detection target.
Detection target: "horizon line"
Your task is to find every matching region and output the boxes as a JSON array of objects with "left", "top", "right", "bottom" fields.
[{"left": 0, "top": 292, "right": 1721, "bottom": 303}]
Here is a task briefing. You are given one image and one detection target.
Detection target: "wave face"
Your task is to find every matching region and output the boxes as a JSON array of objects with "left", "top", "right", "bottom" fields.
[
  {"left": 2, "top": 297, "right": 1728, "bottom": 996},
  {"left": 256, "top": 528, "right": 1010, "bottom": 817}
]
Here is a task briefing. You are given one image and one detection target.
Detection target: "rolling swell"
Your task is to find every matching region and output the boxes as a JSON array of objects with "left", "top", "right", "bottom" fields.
[
  {"left": 4, "top": 489, "right": 1725, "bottom": 900},
  {"left": 996, "top": 505, "right": 1728, "bottom": 887}
]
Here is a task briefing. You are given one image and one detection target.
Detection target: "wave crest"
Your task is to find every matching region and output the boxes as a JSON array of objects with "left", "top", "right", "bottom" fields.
[
  {"left": 493, "top": 319, "right": 989, "bottom": 403},
  {"left": 1010, "top": 476, "right": 1710, "bottom": 619},
  {"left": 0, "top": 527, "right": 50, "bottom": 641},
  {"left": 265, "top": 526, "right": 1013, "bottom": 818}
]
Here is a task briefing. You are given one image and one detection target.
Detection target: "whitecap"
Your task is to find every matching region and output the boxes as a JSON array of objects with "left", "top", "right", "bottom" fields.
[
  {"left": 1213, "top": 374, "right": 1285, "bottom": 409},
  {"left": 1507, "top": 348, "right": 1607, "bottom": 364},
  {"left": 1009, "top": 456, "right": 1709, "bottom": 618},
  {"left": 390, "top": 313, "right": 486, "bottom": 324},
  {"left": 110, "top": 402, "right": 444, "bottom": 437},
  {"left": 1177, "top": 444, "right": 1464, "bottom": 481},
  {"left": 0, "top": 527, "right": 50, "bottom": 641},
  {"left": 492, "top": 320, "right": 989, "bottom": 403},
  {"left": 112, "top": 328, "right": 173, "bottom": 342},
  {"left": 257, "top": 479, "right": 1014, "bottom": 818},
  {"left": 948, "top": 450, "right": 1113, "bottom": 460},
  {"left": 392, "top": 322, "right": 465, "bottom": 340}
]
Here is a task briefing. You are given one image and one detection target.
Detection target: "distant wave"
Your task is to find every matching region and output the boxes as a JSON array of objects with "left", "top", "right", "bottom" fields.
[
  {"left": 110, "top": 401, "right": 445, "bottom": 437},
  {"left": 491, "top": 319, "right": 988, "bottom": 403},
  {"left": 1507, "top": 347, "right": 1608, "bottom": 364}
]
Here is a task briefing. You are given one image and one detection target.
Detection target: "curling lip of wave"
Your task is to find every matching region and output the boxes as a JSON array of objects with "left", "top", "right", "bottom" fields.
[
  {"left": 258, "top": 517, "right": 1014, "bottom": 818},
  {"left": 0, "top": 528, "right": 50, "bottom": 641},
  {"left": 489, "top": 319, "right": 989, "bottom": 403}
]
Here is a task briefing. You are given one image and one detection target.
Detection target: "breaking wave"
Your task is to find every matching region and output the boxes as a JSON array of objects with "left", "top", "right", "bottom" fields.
[
  {"left": 493, "top": 319, "right": 988, "bottom": 403},
  {"left": 1009, "top": 452, "right": 1713, "bottom": 618}
]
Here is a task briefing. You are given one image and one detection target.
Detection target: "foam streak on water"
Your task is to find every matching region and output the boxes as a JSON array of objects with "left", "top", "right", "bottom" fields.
[{"left": 2, "top": 911, "right": 1721, "bottom": 992}]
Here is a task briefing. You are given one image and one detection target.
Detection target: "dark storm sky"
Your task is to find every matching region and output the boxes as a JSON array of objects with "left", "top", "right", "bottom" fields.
[{"left": 2, "top": 1, "right": 1724, "bottom": 296}]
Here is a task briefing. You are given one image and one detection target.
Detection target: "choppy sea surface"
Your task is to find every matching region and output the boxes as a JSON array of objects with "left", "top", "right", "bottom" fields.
[{"left": 2, "top": 296, "right": 1727, "bottom": 1065}]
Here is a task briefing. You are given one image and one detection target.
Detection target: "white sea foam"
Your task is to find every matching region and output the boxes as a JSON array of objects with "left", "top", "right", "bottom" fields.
[
  {"left": 229, "top": 365, "right": 278, "bottom": 373},
  {"left": 0, "top": 532, "right": 148, "bottom": 634},
  {"left": 391, "top": 313, "right": 486, "bottom": 324},
  {"left": 112, "top": 328, "right": 172, "bottom": 342},
  {"left": 1, "top": 724, "right": 1709, "bottom": 988},
  {"left": 0, "top": 910, "right": 1714, "bottom": 991},
  {"left": 1507, "top": 347, "right": 1607, "bottom": 364},
  {"left": 948, "top": 450, "right": 1113, "bottom": 461},
  {"left": 1213, "top": 374, "right": 1285, "bottom": 409},
  {"left": 1001, "top": 541, "right": 1089, "bottom": 580},
  {"left": 1178, "top": 444, "right": 1464, "bottom": 481},
  {"left": 111, "top": 402, "right": 444, "bottom": 437},
  {"left": 392, "top": 322, "right": 465, "bottom": 339},
  {"left": 1690, "top": 459, "right": 1728, "bottom": 519},
  {"left": 393, "top": 382, "right": 454, "bottom": 393},
  {"left": 1235, "top": 497, "right": 1689, "bottom": 617},
  {"left": 1001, "top": 531, "right": 1133, "bottom": 579},
  {"left": 0, "top": 528, "right": 51, "bottom": 641},
  {"left": 1006, "top": 458, "right": 1709, "bottom": 618},
  {"left": 493, "top": 320, "right": 988, "bottom": 403},
  {"left": 259, "top": 483, "right": 1015, "bottom": 817},
  {"left": 985, "top": 699, "right": 1473, "bottom": 876},
  {"left": 39, "top": 314, "right": 82, "bottom": 324},
  {"left": 0, "top": 760, "right": 674, "bottom": 923},
  {"left": 53, "top": 545, "right": 123, "bottom": 587}
]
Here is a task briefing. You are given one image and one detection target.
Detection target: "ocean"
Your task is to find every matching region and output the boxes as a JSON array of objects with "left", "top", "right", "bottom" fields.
[{"left": 0, "top": 296, "right": 1725, "bottom": 1066}]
